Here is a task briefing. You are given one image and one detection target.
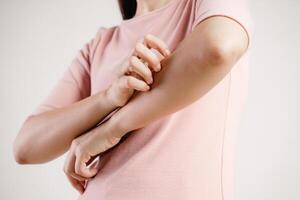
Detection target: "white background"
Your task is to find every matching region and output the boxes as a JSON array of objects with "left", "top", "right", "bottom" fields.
[{"left": 0, "top": 0, "right": 299, "bottom": 199}]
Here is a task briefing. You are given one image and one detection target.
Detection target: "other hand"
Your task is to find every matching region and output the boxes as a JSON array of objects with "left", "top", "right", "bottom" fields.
[{"left": 106, "top": 34, "right": 171, "bottom": 107}]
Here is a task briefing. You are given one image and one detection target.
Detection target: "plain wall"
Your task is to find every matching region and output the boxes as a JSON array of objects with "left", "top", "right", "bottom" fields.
[{"left": 0, "top": 0, "right": 299, "bottom": 199}]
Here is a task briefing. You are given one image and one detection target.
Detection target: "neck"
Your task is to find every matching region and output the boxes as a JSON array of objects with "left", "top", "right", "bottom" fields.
[{"left": 135, "top": 0, "right": 173, "bottom": 17}]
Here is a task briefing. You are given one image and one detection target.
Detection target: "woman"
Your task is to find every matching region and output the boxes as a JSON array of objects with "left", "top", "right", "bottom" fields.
[{"left": 13, "top": 0, "right": 253, "bottom": 199}]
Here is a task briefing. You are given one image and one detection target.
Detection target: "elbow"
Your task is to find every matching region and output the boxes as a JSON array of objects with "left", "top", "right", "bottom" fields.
[
  {"left": 13, "top": 115, "right": 58, "bottom": 165},
  {"left": 13, "top": 116, "right": 37, "bottom": 164},
  {"left": 188, "top": 16, "right": 249, "bottom": 70},
  {"left": 13, "top": 138, "right": 30, "bottom": 164},
  {"left": 194, "top": 29, "right": 248, "bottom": 68},
  {"left": 13, "top": 134, "right": 43, "bottom": 165},
  {"left": 204, "top": 40, "right": 247, "bottom": 67},
  {"left": 14, "top": 148, "right": 28, "bottom": 165},
  {"left": 13, "top": 139, "right": 54, "bottom": 165}
]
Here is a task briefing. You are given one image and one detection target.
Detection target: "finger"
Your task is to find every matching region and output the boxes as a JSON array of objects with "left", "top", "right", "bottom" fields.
[
  {"left": 85, "top": 155, "right": 102, "bottom": 179},
  {"left": 119, "top": 75, "right": 150, "bottom": 92},
  {"left": 128, "top": 56, "right": 153, "bottom": 84},
  {"left": 75, "top": 150, "right": 98, "bottom": 179},
  {"left": 86, "top": 155, "right": 100, "bottom": 171},
  {"left": 131, "top": 50, "right": 155, "bottom": 71},
  {"left": 64, "top": 150, "right": 86, "bottom": 182},
  {"left": 143, "top": 34, "right": 171, "bottom": 57},
  {"left": 118, "top": 59, "right": 130, "bottom": 78},
  {"left": 131, "top": 44, "right": 165, "bottom": 64},
  {"left": 86, "top": 154, "right": 99, "bottom": 166},
  {"left": 134, "top": 42, "right": 161, "bottom": 72},
  {"left": 66, "top": 173, "right": 85, "bottom": 194}
]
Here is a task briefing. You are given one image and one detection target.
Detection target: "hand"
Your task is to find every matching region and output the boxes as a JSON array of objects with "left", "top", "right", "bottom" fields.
[
  {"left": 63, "top": 34, "right": 171, "bottom": 194},
  {"left": 106, "top": 34, "right": 171, "bottom": 107},
  {"left": 63, "top": 120, "right": 123, "bottom": 194}
]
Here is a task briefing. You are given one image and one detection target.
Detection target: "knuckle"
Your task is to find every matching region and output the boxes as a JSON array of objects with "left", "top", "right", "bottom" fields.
[
  {"left": 129, "top": 56, "right": 135, "bottom": 64},
  {"left": 71, "top": 140, "right": 79, "bottom": 148},
  {"left": 128, "top": 66, "right": 133, "bottom": 72},
  {"left": 120, "top": 75, "right": 127, "bottom": 82},
  {"left": 118, "top": 76, "right": 127, "bottom": 89},
  {"left": 152, "top": 56, "right": 160, "bottom": 66},
  {"left": 74, "top": 145, "right": 84, "bottom": 156},
  {"left": 125, "top": 76, "right": 132, "bottom": 88},
  {"left": 117, "top": 76, "right": 124, "bottom": 85},
  {"left": 129, "top": 56, "right": 136, "bottom": 67},
  {"left": 120, "top": 61, "right": 128, "bottom": 74},
  {"left": 126, "top": 64, "right": 133, "bottom": 73},
  {"left": 145, "top": 34, "right": 153, "bottom": 40},
  {"left": 135, "top": 42, "right": 142, "bottom": 51}
]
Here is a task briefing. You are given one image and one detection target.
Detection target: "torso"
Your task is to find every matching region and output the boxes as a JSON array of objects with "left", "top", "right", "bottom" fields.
[{"left": 77, "top": 0, "right": 252, "bottom": 199}]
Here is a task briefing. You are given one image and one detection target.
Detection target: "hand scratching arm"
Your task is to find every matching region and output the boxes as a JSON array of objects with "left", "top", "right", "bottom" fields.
[{"left": 109, "top": 17, "right": 249, "bottom": 137}]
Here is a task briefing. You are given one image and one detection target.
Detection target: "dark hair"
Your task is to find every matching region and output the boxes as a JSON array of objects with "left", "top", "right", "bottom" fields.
[{"left": 118, "top": 0, "right": 137, "bottom": 20}]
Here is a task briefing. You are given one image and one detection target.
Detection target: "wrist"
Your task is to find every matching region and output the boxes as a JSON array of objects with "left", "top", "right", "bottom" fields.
[
  {"left": 107, "top": 112, "right": 129, "bottom": 139},
  {"left": 101, "top": 88, "right": 120, "bottom": 109}
]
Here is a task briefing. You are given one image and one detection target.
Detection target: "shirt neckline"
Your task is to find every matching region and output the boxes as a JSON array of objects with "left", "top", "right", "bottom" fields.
[{"left": 120, "top": 0, "right": 180, "bottom": 25}]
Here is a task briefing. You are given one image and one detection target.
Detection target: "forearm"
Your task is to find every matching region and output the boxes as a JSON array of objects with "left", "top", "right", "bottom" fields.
[
  {"left": 109, "top": 17, "right": 248, "bottom": 137},
  {"left": 14, "top": 89, "right": 118, "bottom": 164}
]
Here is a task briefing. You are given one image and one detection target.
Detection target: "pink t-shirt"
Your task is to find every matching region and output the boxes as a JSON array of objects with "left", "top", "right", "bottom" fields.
[{"left": 30, "top": 0, "right": 253, "bottom": 199}]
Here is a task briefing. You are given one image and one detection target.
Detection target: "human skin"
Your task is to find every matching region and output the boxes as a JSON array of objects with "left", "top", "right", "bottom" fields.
[
  {"left": 135, "top": 0, "right": 174, "bottom": 15},
  {"left": 65, "top": 16, "right": 249, "bottom": 193},
  {"left": 13, "top": 35, "right": 170, "bottom": 164},
  {"left": 111, "top": 16, "right": 249, "bottom": 135}
]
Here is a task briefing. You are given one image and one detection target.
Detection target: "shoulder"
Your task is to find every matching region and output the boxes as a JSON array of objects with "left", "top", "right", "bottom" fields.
[
  {"left": 89, "top": 25, "right": 117, "bottom": 54},
  {"left": 96, "top": 24, "right": 119, "bottom": 35},
  {"left": 191, "top": 0, "right": 254, "bottom": 46},
  {"left": 87, "top": 25, "right": 121, "bottom": 63},
  {"left": 93, "top": 25, "right": 119, "bottom": 45}
]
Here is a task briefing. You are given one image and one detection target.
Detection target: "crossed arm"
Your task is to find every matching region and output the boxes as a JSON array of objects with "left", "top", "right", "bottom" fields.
[
  {"left": 104, "top": 16, "right": 249, "bottom": 139},
  {"left": 14, "top": 16, "right": 249, "bottom": 165},
  {"left": 58, "top": 17, "right": 250, "bottom": 191}
]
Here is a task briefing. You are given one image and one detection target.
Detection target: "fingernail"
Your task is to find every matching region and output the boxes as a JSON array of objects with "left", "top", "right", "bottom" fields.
[
  {"left": 148, "top": 77, "right": 153, "bottom": 84},
  {"left": 166, "top": 49, "right": 171, "bottom": 56},
  {"left": 156, "top": 64, "right": 161, "bottom": 72}
]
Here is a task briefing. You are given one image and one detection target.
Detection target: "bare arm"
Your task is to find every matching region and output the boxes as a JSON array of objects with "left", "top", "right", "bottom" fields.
[
  {"left": 108, "top": 17, "right": 250, "bottom": 138},
  {"left": 13, "top": 28, "right": 109, "bottom": 164},
  {"left": 13, "top": 34, "right": 170, "bottom": 165},
  {"left": 13, "top": 90, "right": 118, "bottom": 164},
  {"left": 60, "top": 16, "right": 250, "bottom": 182}
]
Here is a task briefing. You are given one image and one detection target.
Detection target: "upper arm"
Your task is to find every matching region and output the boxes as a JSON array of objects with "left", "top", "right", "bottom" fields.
[
  {"left": 187, "top": 0, "right": 253, "bottom": 65},
  {"left": 28, "top": 27, "right": 105, "bottom": 117}
]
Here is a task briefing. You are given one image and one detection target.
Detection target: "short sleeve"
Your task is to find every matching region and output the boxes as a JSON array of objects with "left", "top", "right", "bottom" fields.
[
  {"left": 29, "top": 27, "right": 105, "bottom": 117},
  {"left": 191, "top": 0, "right": 254, "bottom": 48}
]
